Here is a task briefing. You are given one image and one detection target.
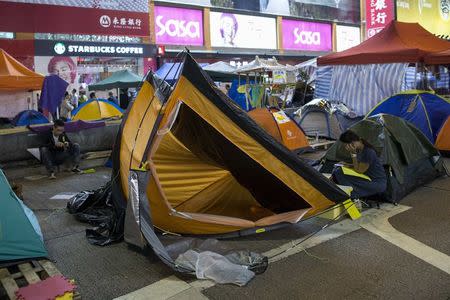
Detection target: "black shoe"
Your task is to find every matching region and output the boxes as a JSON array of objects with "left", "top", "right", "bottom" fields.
[{"left": 71, "top": 167, "right": 83, "bottom": 174}]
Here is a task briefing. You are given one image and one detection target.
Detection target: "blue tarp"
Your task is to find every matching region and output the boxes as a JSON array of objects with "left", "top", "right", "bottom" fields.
[
  {"left": 367, "top": 91, "right": 450, "bottom": 142},
  {"left": 156, "top": 63, "right": 209, "bottom": 85},
  {"left": 12, "top": 110, "right": 49, "bottom": 126}
]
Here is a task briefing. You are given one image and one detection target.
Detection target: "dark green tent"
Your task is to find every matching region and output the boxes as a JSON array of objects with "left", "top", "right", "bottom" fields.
[
  {"left": 321, "top": 114, "right": 443, "bottom": 203},
  {"left": 89, "top": 69, "right": 143, "bottom": 90},
  {"left": 0, "top": 169, "right": 47, "bottom": 264}
]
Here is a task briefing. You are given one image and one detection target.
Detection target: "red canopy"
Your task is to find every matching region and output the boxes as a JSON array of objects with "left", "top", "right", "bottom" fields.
[
  {"left": 317, "top": 21, "right": 450, "bottom": 66},
  {"left": 424, "top": 49, "right": 450, "bottom": 65}
]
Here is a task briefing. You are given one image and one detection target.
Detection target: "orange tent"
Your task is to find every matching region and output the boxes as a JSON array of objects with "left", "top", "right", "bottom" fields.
[
  {"left": 435, "top": 116, "right": 450, "bottom": 153},
  {"left": 0, "top": 48, "right": 44, "bottom": 91},
  {"left": 248, "top": 107, "right": 309, "bottom": 151},
  {"left": 318, "top": 21, "right": 450, "bottom": 66}
]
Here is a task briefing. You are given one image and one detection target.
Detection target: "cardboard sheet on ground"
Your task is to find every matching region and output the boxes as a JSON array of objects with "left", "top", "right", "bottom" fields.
[{"left": 50, "top": 193, "right": 78, "bottom": 200}]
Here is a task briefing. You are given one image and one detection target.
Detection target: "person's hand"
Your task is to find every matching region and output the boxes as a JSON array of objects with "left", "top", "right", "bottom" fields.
[
  {"left": 345, "top": 144, "right": 357, "bottom": 154},
  {"left": 56, "top": 142, "right": 65, "bottom": 148}
]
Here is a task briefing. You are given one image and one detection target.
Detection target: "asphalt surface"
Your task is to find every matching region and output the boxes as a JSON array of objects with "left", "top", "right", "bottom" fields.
[{"left": 15, "top": 165, "right": 450, "bottom": 300}]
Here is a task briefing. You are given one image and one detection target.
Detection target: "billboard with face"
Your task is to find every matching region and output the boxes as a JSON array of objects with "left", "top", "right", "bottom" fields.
[{"left": 209, "top": 12, "right": 277, "bottom": 49}]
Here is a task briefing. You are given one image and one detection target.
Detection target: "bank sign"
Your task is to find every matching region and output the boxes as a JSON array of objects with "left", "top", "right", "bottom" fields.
[
  {"left": 281, "top": 20, "right": 332, "bottom": 52},
  {"left": 154, "top": 6, "right": 204, "bottom": 46},
  {"left": 35, "top": 40, "right": 156, "bottom": 57}
]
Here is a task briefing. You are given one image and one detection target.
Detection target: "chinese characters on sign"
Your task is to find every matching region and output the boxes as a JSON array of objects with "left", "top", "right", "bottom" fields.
[{"left": 366, "top": 0, "right": 395, "bottom": 38}]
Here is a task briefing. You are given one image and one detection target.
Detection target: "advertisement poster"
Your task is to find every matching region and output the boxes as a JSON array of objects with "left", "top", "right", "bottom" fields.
[
  {"left": 209, "top": 12, "right": 277, "bottom": 49},
  {"left": 35, "top": 56, "right": 79, "bottom": 92},
  {"left": 282, "top": 19, "right": 332, "bottom": 52},
  {"left": 0, "top": 1, "right": 149, "bottom": 36},
  {"left": 397, "top": 0, "right": 450, "bottom": 36},
  {"left": 159, "top": 0, "right": 360, "bottom": 24},
  {"left": 154, "top": 6, "right": 204, "bottom": 46},
  {"left": 365, "top": 0, "right": 395, "bottom": 38},
  {"left": 336, "top": 25, "right": 361, "bottom": 51}
]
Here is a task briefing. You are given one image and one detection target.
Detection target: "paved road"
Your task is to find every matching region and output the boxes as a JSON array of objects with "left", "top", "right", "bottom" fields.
[{"left": 16, "top": 166, "right": 450, "bottom": 300}]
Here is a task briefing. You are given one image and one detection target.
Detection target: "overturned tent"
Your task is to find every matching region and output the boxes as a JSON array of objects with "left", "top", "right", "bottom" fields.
[
  {"left": 99, "top": 53, "right": 349, "bottom": 272},
  {"left": 0, "top": 169, "right": 47, "bottom": 264},
  {"left": 72, "top": 99, "right": 123, "bottom": 121},
  {"left": 293, "top": 99, "right": 362, "bottom": 139},
  {"left": 322, "top": 114, "right": 443, "bottom": 203},
  {"left": 248, "top": 107, "right": 309, "bottom": 151},
  {"left": 366, "top": 90, "right": 450, "bottom": 143}
]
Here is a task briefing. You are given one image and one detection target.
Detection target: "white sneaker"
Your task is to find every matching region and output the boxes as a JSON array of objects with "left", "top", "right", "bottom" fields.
[{"left": 49, "top": 173, "right": 56, "bottom": 179}]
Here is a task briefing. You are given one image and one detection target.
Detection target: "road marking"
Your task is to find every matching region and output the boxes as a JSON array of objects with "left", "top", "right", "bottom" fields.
[
  {"left": 359, "top": 206, "right": 450, "bottom": 275},
  {"left": 114, "top": 276, "right": 191, "bottom": 300}
]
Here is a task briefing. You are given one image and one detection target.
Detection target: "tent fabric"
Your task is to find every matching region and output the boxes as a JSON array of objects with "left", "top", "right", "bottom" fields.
[
  {"left": 156, "top": 62, "right": 209, "bottom": 84},
  {"left": 0, "top": 169, "right": 47, "bottom": 263},
  {"left": 322, "top": 114, "right": 442, "bottom": 203},
  {"left": 0, "top": 48, "right": 44, "bottom": 91},
  {"left": 116, "top": 53, "right": 348, "bottom": 238},
  {"left": 71, "top": 99, "right": 123, "bottom": 121},
  {"left": 248, "top": 107, "right": 309, "bottom": 151},
  {"left": 366, "top": 91, "right": 450, "bottom": 143},
  {"left": 313, "top": 66, "right": 333, "bottom": 99},
  {"left": 327, "top": 63, "right": 408, "bottom": 115},
  {"left": 424, "top": 49, "right": 450, "bottom": 65},
  {"left": 28, "top": 119, "right": 105, "bottom": 133},
  {"left": 402, "top": 66, "right": 450, "bottom": 90},
  {"left": 317, "top": 21, "right": 450, "bottom": 66},
  {"left": 88, "top": 69, "right": 143, "bottom": 90},
  {"left": 435, "top": 116, "right": 450, "bottom": 153},
  {"left": 39, "top": 75, "right": 69, "bottom": 114},
  {"left": 293, "top": 100, "right": 362, "bottom": 139},
  {"left": 12, "top": 110, "right": 49, "bottom": 126}
]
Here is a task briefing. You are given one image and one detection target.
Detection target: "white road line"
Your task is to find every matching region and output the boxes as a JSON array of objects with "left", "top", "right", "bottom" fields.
[
  {"left": 114, "top": 276, "right": 191, "bottom": 300},
  {"left": 359, "top": 206, "right": 450, "bottom": 275}
]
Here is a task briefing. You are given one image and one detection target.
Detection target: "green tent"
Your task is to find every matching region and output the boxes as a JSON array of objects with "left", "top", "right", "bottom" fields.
[
  {"left": 322, "top": 114, "right": 443, "bottom": 203},
  {"left": 89, "top": 69, "right": 143, "bottom": 90},
  {"left": 0, "top": 169, "right": 47, "bottom": 263}
]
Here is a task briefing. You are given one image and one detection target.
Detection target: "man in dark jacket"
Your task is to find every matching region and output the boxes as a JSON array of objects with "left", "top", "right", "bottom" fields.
[{"left": 41, "top": 119, "right": 81, "bottom": 179}]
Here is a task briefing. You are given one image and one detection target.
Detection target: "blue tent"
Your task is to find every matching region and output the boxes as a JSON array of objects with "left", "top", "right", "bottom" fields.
[
  {"left": 12, "top": 110, "right": 49, "bottom": 126},
  {"left": 156, "top": 63, "right": 209, "bottom": 85},
  {"left": 0, "top": 169, "right": 47, "bottom": 263},
  {"left": 367, "top": 90, "right": 450, "bottom": 143}
]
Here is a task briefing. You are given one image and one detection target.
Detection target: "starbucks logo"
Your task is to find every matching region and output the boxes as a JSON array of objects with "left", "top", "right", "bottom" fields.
[
  {"left": 54, "top": 42, "right": 66, "bottom": 55},
  {"left": 440, "top": 0, "right": 450, "bottom": 20}
]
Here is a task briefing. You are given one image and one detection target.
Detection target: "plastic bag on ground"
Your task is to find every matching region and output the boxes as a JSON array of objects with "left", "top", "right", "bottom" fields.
[{"left": 175, "top": 250, "right": 255, "bottom": 286}]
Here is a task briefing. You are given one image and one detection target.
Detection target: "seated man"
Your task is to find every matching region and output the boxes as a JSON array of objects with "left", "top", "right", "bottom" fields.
[
  {"left": 332, "top": 130, "right": 387, "bottom": 199},
  {"left": 41, "top": 119, "right": 81, "bottom": 179}
]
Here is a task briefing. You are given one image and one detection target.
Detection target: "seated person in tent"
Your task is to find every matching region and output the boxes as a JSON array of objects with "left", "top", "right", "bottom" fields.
[
  {"left": 332, "top": 130, "right": 387, "bottom": 199},
  {"left": 41, "top": 119, "right": 82, "bottom": 179}
]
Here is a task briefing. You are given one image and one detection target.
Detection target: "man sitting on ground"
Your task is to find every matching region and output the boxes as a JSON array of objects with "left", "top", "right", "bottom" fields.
[{"left": 41, "top": 119, "right": 82, "bottom": 179}]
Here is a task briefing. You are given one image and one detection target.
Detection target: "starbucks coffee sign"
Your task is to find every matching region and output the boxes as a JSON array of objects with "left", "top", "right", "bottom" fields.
[{"left": 35, "top": 40, "right": 156, "bottom": 57}]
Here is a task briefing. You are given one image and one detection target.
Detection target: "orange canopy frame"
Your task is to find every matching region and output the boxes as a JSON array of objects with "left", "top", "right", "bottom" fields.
[
  {"left": 0, "top": 48, "right": 44, "bottom": 91},
  {"left": 318, "top": 21, "right": 450, "bottom": 66}
]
